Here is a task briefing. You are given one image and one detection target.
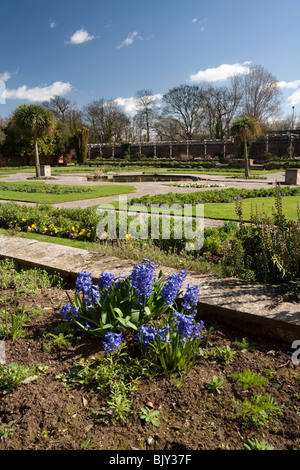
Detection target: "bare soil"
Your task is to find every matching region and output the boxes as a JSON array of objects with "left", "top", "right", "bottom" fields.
[{"left": 0, "top": 284, "right": 299, "bottom": 451}]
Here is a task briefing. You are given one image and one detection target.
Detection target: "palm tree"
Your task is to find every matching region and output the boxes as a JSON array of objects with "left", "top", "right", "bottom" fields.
[
  {"left": 230, "top": 116, "right": 261, "bottom": 177},
  {"left": 12, "top": 104, "right": 56, "bottom": 178}
]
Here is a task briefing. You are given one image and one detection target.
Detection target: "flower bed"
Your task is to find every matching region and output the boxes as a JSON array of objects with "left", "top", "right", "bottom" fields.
[{"left": 0, "top": 260, "right": 299, "bottom": 450}]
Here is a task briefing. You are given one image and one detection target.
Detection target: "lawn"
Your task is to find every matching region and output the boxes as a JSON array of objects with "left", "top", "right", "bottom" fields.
[
  {"left": 0, "top": 164, "right": 282, "bottom": 177},
  {"left": 0, "top": 227, "right": 97, "bottom": 251},
  {"left": 202, "top": 195, "right": 300, "bottom": 221},
  {"left": 0, "top": 182, "right": 136, "bottom": 204},
  {"left": 0, "top": 166, "right": 97, "bottom": 175},
  {"left": 114, "top": 195, "right": 300, "bottom": 222}
]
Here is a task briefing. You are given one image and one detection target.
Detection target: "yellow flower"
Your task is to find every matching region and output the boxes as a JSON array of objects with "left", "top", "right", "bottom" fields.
[
  {"left": 27, "top": 226, "right": 31, "bottom": 232},
  {"left": 54, "top": 229, "right": 58, "bottom": 234},
  {"left": 22, "top": 218, "right": 26, "bottom": 222},
  {"left": 126, "top": 233, "right": 131, "bottom": 240},
  {"left": 71, "top": 226, "right": 75, "bottom": 231},
  {"left": 87, "top": 233, "right": 91, "bottom": 238},
  {"left": 31, "top": 224, "right": 35, "bottom": 228}
]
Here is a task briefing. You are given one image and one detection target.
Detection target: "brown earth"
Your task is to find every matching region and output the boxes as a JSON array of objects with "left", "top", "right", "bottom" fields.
[{"left": 0, "top": 283, "right": 299, "bottom": 452}]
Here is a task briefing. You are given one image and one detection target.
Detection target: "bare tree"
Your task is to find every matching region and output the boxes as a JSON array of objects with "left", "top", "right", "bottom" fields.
[
  {"left": 152, "top": 115, "right": 183, "bottom": 141},
  {"left": 43, "top": 96, "right": 76, "bottom": 123},
  {"left": 134, "top": 90, "right": 160, "bottom": 141},
  {"left": 202, "top": 76, "right": 243, "bottom": 139},
  {"left": 83, "top": 99, "right": 132, "bottom": 143},
  {"left": 162, "top": 85, "right": 204, "bottom": 140},
  {"left": 240, "top": 65, "right": 283, "bottom": 124}
]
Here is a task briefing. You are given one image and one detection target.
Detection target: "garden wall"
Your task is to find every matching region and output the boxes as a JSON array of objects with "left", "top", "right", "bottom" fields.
[{"left": 89, "top": 135, "right": 300, "bottom": 160}]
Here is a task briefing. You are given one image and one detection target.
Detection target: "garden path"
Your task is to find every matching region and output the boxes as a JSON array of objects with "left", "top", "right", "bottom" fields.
[{"left": 0, "top": 171, "right": 286, "bottom": 229}]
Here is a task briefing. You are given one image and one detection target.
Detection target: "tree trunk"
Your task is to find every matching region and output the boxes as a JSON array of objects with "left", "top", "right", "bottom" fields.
[
  {"left": 146, "top": 108, "right": 150, "bottom": 142},
  {"left": 34, "top": 138, "right": 41, "bottom": 178},
  {"left": 244, "top": 139, "right": 249, "bottom": 178}
]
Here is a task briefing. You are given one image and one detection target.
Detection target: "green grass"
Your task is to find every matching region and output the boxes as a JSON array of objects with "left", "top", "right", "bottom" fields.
[
  {"left": 0, "top": 227, "right": 97, "bottom": 251},
  {"left": 0, "top": 164, "right": 283, "bottom": 176},
  {"left": 202, "top": 195, "right": 300, "bottom": 221},
  {"left": 0, "top": 183, "right": 136, "bottom": 204},
  {"left": 114, "top": 195, "right": 300, "bottom": 222},
  {"left": 0, "top": 165, "right": 98, "bottom": 175}
]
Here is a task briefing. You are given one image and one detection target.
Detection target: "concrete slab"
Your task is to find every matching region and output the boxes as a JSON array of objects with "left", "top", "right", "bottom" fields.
[{"left": 0, "top": 234, "right": 299, "bottom": 343}]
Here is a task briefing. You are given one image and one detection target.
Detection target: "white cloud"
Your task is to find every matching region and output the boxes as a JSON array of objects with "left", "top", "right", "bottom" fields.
[
  {"left": 191, "top": 18, "right": 198, "bottom": 23},
  {"left": 278, "top": 80, "right": 300, "bottom": 89},
  {"left": 0, "top": 71, "right": 12, "bottom": 82},
  {"left": 287, "top": 89, "right": 300, "bottom": 107},
  {"left": 4, "top": 81, "right": 72, "bottom": 102},
  {"left": 114, "top": 97, "right": 139, "bottom": 115},
  {"left": 115, "top": 93, "right": 163, "bottom": 116},
  {"left": 67, "top": 28, "right": 95, "bottom": 45},
  {"left": 0, "top": 80, "right": 5, "bottom": 104},
  {"left": 49, "top": 18, "right": 57, "bottom": 29},
  {"left": 117, "top": 31, "right": 141, "bottom": 49},
  {"left": 190, "top": 62, "right": 251, "bottom": 83}
]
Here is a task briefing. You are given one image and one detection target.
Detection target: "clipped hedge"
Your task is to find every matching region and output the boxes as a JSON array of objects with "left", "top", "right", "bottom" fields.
[{"left": 264, "top": 160, "right": 300, "bottom": 170}]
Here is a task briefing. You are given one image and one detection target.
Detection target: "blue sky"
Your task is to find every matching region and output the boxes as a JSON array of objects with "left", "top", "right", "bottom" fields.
[{"left": 1, "top": 0, "right": 300, "bottom": 119}]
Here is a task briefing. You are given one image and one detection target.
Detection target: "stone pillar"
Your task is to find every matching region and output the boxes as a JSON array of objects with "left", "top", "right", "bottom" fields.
[
  {"left": 40, "top": 165, "right": 51, "bottom": 177},
  {"left": 265, "top": 134, "right": 269, "bottom": 154},
  {"left": 285, "top": 168, "right": 300, "bottom": 185}
]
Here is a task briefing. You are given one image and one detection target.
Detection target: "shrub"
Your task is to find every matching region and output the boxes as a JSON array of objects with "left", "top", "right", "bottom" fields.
[
  {"left": 74, "top": 127, "right": 89, "bottom": 163},
  {"left": 221, "top": 186, "right": 300, "bottom": 289}
]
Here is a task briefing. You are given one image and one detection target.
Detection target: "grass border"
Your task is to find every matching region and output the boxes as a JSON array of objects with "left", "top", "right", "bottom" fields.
[{"left": 0, "top": 184, "right": 136, "bottom": 204}]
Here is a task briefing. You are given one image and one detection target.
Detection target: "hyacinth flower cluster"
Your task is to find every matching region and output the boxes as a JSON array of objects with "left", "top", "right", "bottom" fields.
[
  {"left": 60, "top": 260, "right": 166, "bottom": 337},
  {"left": 102, "top": 332, "right": 123, "bottom": 353},
  {"left": 59, "top": 259, "right": 202, "bottom": 364},
  {"left": 181, "top": 284, "right": 199, "bottom": 313},
  {"left": 136, "top": 306, "right": 204, "bottom": 378},
  {"left": 129, "top": 259, "right": 157, "bottom": 305},
  {"left": 160, "top": 270, "right": 187, "bottom": 306}
]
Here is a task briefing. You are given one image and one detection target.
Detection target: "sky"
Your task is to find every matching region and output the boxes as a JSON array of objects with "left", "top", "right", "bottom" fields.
[{"left": 1, "top": 0, "right": 300, "bottom": 120}]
